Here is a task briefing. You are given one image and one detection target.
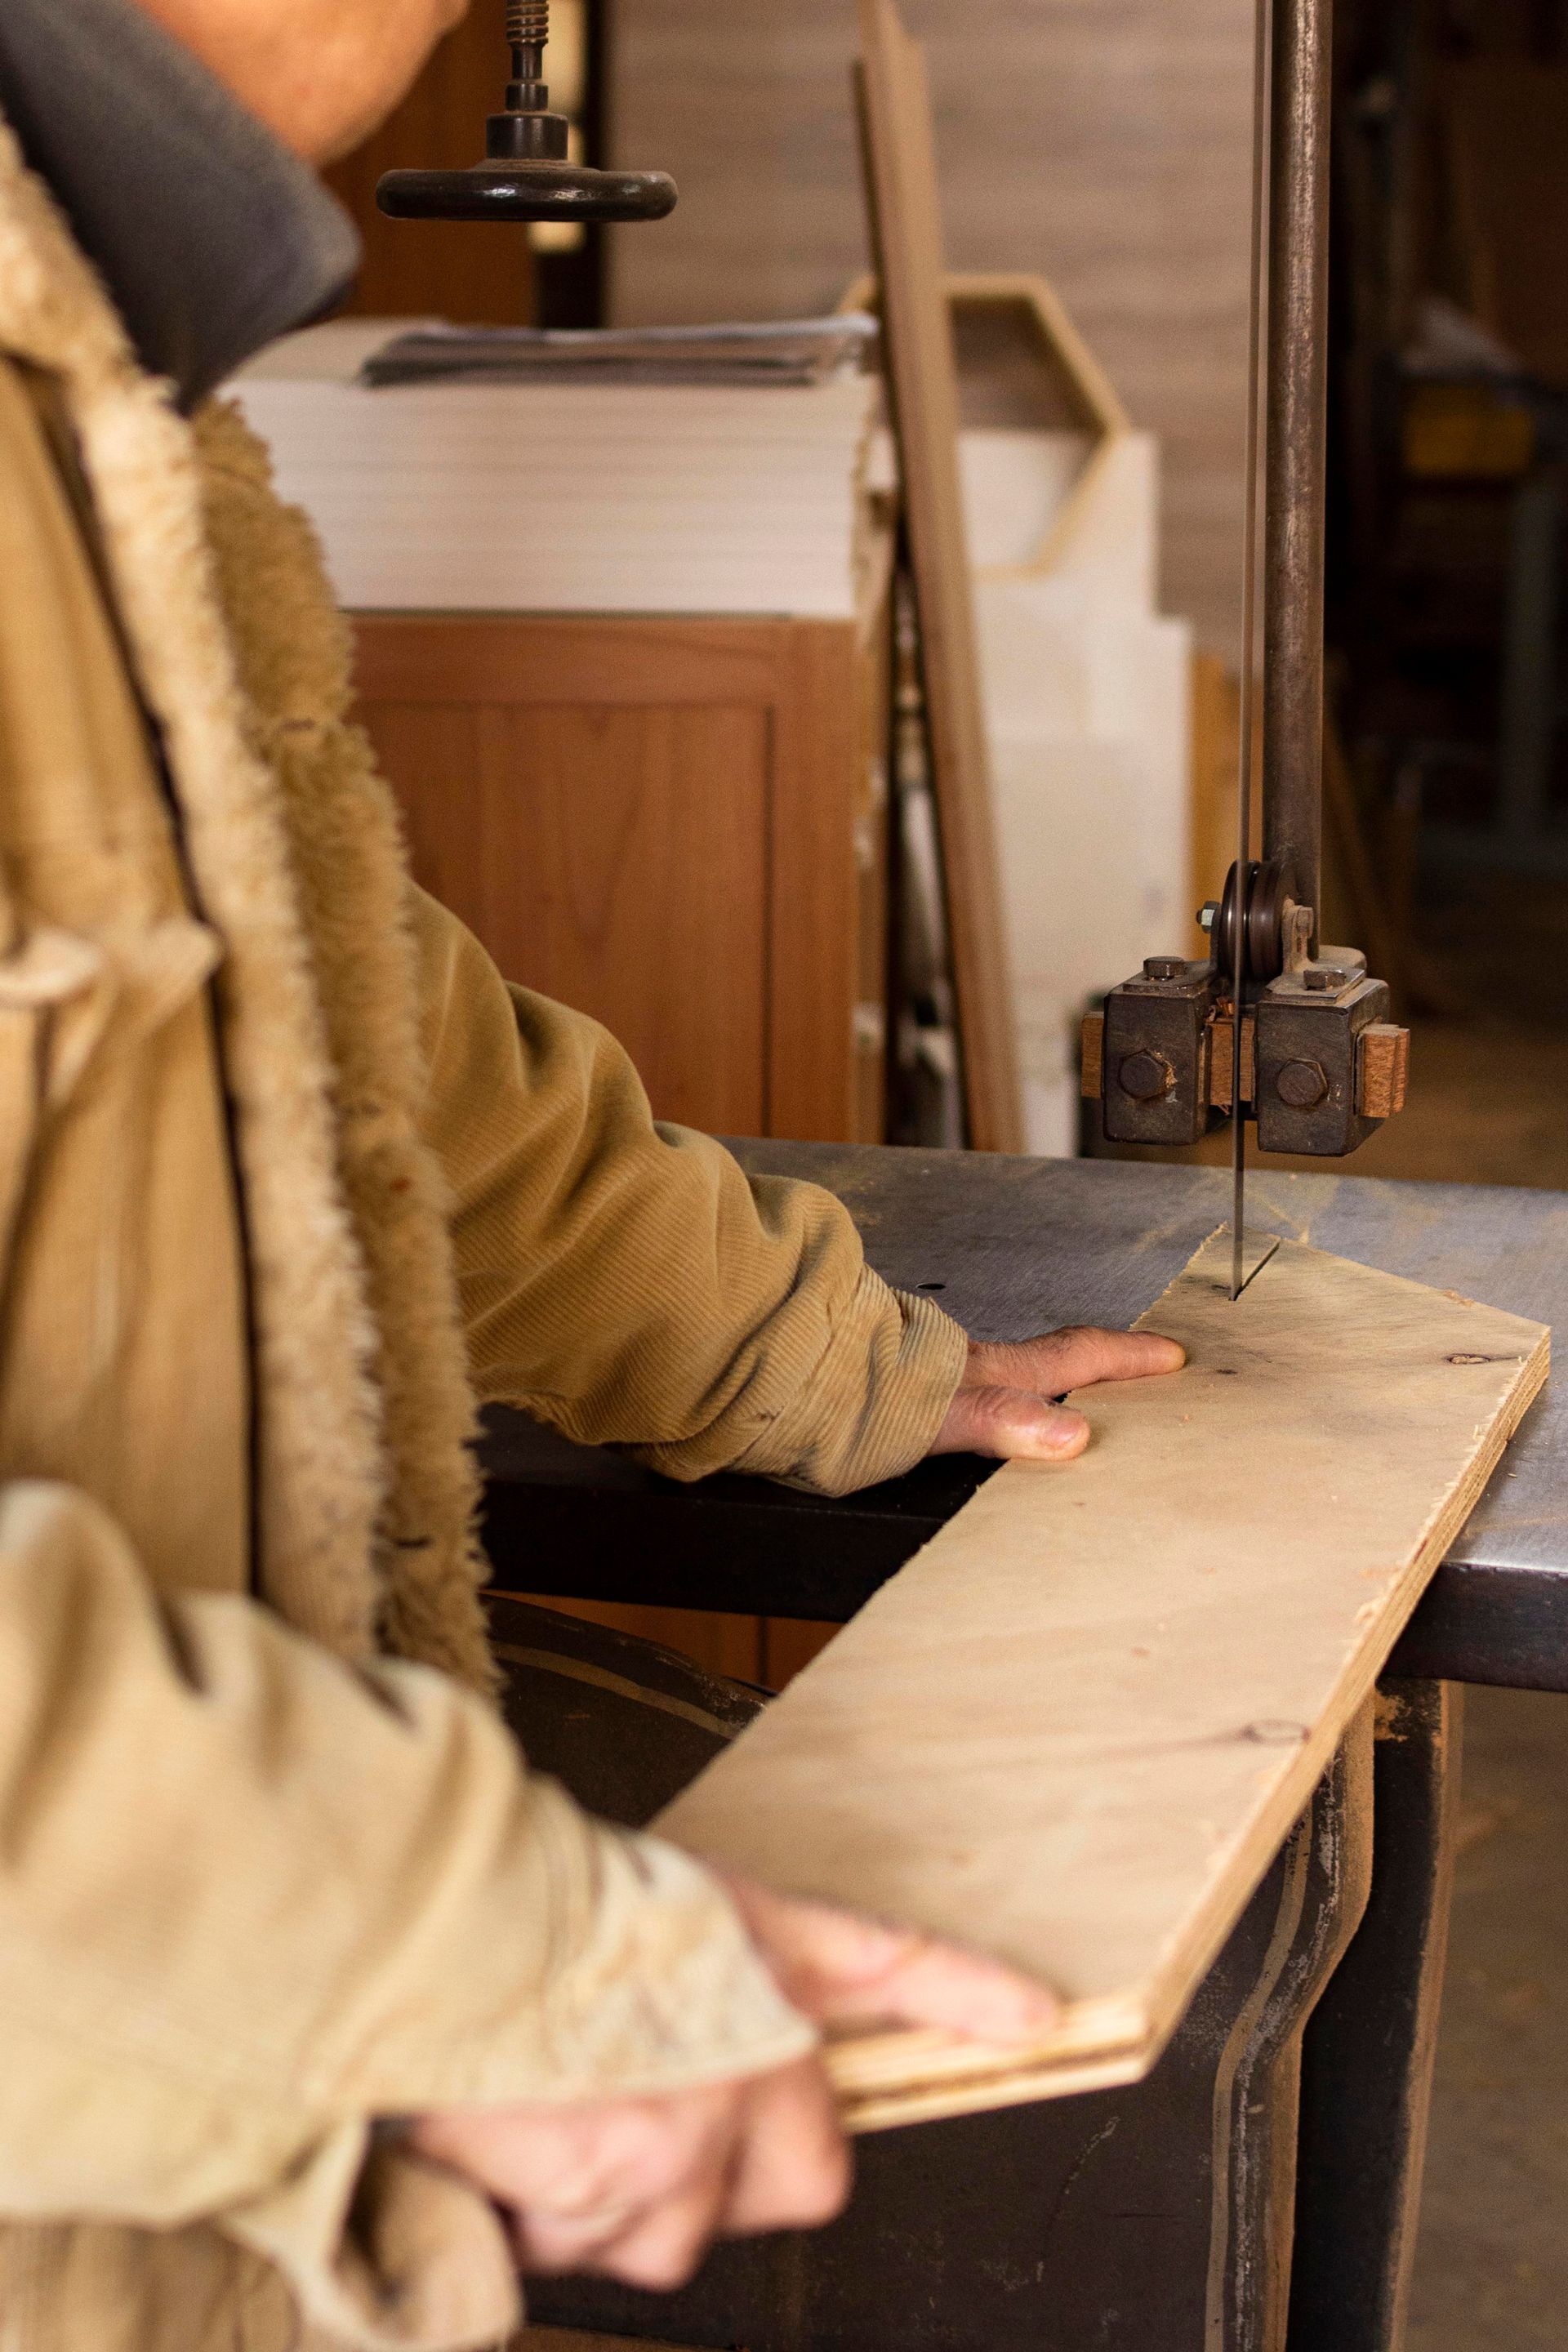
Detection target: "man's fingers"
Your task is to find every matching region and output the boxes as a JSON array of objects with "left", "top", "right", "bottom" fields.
[
  {"left": 506, "top": 2090, "right": 742, "bottom": 2281},
  {"left": 974, "top": 1325, "right": 1186, "bottom": 1399},
  {"left": 930, "top": 1325, "right": 1183, "bottom": 1463},
  {"left": 513, "top": 2198, "right": 645, "bottom": 2276},
  {"left": 562, "top": 2170, "right": 736, "bottom": 2291},
  {"left": 721, "top": 2057, "right": 852, "bottom": 2238},
  {"left": 827, "top": 1927, "right": 1063, "bottom": 2042},
  {"left": 932, "top": 1383, "right": 1090, "bottom": 1461},
  {"left": 724, "top": 1879, "right": 1061, "bottom": 2046}
]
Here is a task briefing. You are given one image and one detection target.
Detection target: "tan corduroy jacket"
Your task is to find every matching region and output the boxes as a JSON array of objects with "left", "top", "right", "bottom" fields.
[{"left": 0, "top": 123, "right": 969, "bottom": 2352}]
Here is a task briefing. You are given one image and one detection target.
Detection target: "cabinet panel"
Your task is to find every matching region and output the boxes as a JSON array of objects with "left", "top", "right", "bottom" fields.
[{"left": 364, "top": 697, "right": 769, "bottom": 1135}]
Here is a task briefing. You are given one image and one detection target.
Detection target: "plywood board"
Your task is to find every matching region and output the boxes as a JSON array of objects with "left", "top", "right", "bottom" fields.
[
  {"left": 660, "top": 1231, "right": 1548, "bottom": 2131},
  {"left": 855, "top": 0, "right": 1023, "bottom": 1153}
]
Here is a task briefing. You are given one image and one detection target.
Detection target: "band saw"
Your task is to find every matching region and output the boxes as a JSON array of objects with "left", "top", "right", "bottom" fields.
[{"left": 1080, "top": 0, "right": 1410, "bottom": 1296}]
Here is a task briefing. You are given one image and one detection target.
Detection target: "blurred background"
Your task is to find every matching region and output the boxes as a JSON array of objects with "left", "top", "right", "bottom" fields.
[{"left": 323, "top": 0, "right": 1568, "bottom": 1196}]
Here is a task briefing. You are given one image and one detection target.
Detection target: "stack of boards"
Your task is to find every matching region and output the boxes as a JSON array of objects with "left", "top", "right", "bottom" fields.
[
  {"left": 228, "top": 316, "right": 882, "bottom": 620},
  {"left": 659, "top": 1230, "right": 1548, "bottom": 2133}
]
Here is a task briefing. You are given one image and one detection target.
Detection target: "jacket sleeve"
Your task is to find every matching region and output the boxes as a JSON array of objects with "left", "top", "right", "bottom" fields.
[
  {"left": 0, "top": 1478, "right": 814, "bottom": 2350},
  {"left": 415, "top": 891, "right": 969, "bottom": 1493}
]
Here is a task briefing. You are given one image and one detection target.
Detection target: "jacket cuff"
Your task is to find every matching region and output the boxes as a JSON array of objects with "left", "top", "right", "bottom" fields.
[
  {"left": 224, "top": 1813, "right": 816, "bottom": 2352},
  {"left": 224, "top": 2127, "right": 521, "bottom": 2352},
  {"left": 327, "top": 1789, "right": 819, "bottom": 2116},
  {"left": 722, "top": 1268, "right": 969, "bottom": 1497}
]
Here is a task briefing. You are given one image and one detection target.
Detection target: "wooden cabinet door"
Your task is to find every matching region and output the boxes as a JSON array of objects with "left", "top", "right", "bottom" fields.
[{"left": 362, "top": 693, "right": 769, "bottom": 1135}]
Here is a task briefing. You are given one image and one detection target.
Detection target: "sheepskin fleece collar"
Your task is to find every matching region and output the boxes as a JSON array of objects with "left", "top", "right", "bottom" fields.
[{"left": 0, "top": 117, "right": 492, "bottom": 1689}]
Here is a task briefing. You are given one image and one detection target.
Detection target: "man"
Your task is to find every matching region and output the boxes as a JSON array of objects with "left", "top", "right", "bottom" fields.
[{"left": 0, "top": 1, "right": 1183, "bottom": 2345}]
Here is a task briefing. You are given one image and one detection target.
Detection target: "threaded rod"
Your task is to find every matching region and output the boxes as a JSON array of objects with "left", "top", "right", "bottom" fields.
[{"left": 507, "top": 0, "right": 549, "bottom": 87}]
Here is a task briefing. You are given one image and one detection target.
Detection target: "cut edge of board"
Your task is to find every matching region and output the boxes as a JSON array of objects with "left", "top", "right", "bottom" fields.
[{"left": 820, "top": 1245, "right": 1549, "bottom": 2133}]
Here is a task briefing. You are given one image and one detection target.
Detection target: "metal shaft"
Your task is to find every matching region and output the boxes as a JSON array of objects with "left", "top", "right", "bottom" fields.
[
  {"left": 1232, "top": 0, "right": 1272, "bottom": 1301},
  {"left": 1262, "top": 0, "right": 1332, "bottom": 924},
  {"left": 507, "top": 0, "right": 549, "bottom": 90}
]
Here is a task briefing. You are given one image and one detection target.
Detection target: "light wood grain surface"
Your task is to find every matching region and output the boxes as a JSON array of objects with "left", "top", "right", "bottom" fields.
[
  {"left": 660, "top": 1229, "right": 1548, "bottom": 2129},
  {"left": 353, "top": 608, "right": 887, "bottom": 1151}
]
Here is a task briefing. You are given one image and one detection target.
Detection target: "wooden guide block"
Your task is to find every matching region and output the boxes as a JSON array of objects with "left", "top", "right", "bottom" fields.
[
  {"left": 1079, "top": 1009, "right": 1104, "bottom": 1099},
  {"left": 1207, "top": 1009, "right": 1255, "bottom": 1112},
  {"left": 660, "top": 1231, "right": 1548, "bottom": 2132},
  {"left": 1357, "top": 1022, "right": 1411, "bottom": 1120}
]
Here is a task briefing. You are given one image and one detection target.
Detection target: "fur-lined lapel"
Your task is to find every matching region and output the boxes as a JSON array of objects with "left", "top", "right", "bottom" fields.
[
  {"left": 194, "top": 405, "right": 490, "bottom": 1687},
  {"left": 0, "top": 121, "right": 490, "bottom": 1687}
]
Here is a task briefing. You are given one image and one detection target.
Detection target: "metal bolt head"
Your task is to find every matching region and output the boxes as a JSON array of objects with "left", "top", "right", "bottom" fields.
[
  {"left": 1198, "top": 902, "right": 1220, "bottom": 933},
  {"left": 1143, "top": 955, "right": 1186, "bottom": 981},
  {"left": 1303, "top": 964, "right": 1348, "bottom": 993},
  {"left": 1276, "top": 1058, "right": 1329, "bottom": 1109},
  {"left": 1119, "top": 1049, "right": 1174, "bottom": 1102}
]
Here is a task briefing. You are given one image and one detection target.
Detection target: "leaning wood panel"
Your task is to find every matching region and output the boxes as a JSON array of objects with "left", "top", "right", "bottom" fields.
[
  {"left": 855, "top": 0, "right": 1023, "bottom": 1152},
  {"left": 660, "top": 1230, "right": 1548, "bottom": 2130}
]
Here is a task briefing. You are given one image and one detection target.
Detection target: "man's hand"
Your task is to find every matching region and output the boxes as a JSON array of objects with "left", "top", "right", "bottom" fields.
[
  {"left": 931, "top": 1326, "right": 1185, "bottom": 1463},
  {"left": 408, "top": 1878, "right": 1059, "bottom": 2291}
]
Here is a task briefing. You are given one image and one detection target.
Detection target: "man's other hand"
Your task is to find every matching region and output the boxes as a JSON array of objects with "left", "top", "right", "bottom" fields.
[
  {"left": 408, "top": 1879, "right": 1058, "bottom": 2291},
  {"left": 931, "top": 1326, "right": 1185, "bottom": 1463}
]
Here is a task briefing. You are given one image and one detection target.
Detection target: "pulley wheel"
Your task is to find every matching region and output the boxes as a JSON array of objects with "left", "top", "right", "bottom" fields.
[
  {"left": 1212, "top": 854, "right": 1299, "bottom": 985},
  {"left": 1245, "top": 854, "right": 1298, "bottom": 982}
]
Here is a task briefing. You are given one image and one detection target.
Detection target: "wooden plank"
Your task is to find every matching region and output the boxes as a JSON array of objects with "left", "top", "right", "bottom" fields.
[
  {"left": 854, "top": 0, "right": 1023, "bottom": 1153},
  {"left": 660, "top": 1231, "right": 1548, "bottom": 2130}
]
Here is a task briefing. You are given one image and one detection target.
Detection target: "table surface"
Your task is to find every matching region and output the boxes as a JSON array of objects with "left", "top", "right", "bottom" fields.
[
  {"left": 479, "top": 1147, "right": 1568, "bottom": 1690},
  {"left": 725, "top": 1143, "right": 1565, "bottom": 1577}
]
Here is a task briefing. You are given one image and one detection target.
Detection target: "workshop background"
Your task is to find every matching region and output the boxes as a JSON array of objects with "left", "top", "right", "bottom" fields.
[{"left": 308, "top": 4, "right": 1568, "bottom": 2344}]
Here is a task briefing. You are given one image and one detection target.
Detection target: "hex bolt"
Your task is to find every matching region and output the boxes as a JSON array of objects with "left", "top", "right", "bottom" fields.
[
  {"left": 1143, "top": 956, "right": 1186, "bottom": 981},
  {"left": 1119, "top": 1049, "right": 1174, "bottom": 1102},
  {"left": 1198, "top": 902, "right": 1220, "bottom": 933},
  {"left": 1276, "top": 1058, "right": 1329, "bottom": 1109},
  {"left": 1303, "top": 964, "right": 1348, "bottom": 993}
]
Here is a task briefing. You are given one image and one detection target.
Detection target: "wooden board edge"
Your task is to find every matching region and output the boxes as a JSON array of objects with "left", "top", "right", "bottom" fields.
[
  {"left": 819, "top": 1309, "right": 1548, "bottom": 2131},
  {"left": 836, "top": 2035, "right": 1152, "bottom": 2135}
]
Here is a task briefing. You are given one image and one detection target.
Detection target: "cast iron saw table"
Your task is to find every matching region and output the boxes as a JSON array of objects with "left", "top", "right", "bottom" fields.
[{"left": 483, "top": 1147, "right": 1568, "bottom": 2352}]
